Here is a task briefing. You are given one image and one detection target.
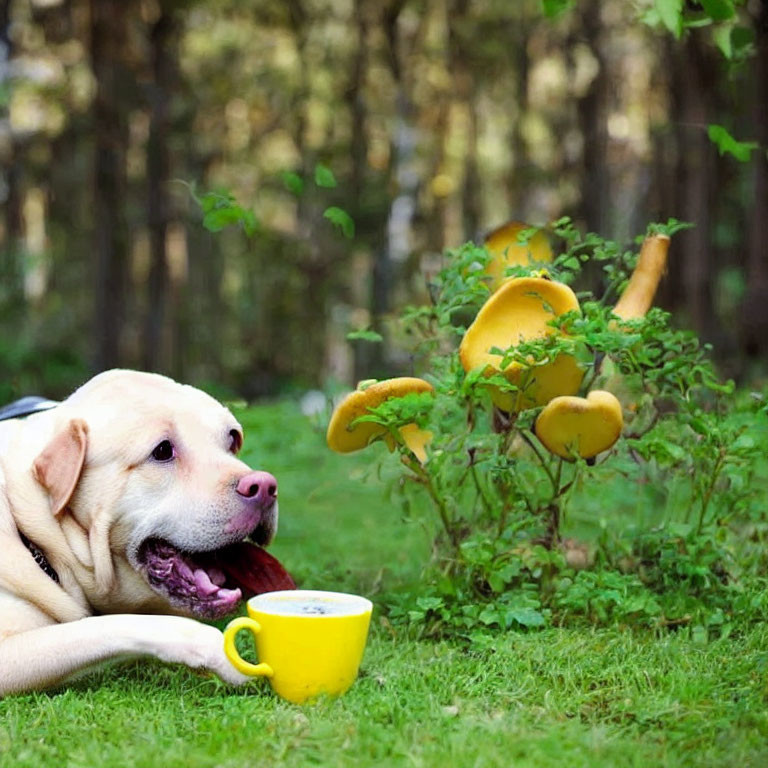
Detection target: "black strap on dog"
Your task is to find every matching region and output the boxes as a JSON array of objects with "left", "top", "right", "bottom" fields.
[
  {"left": 20, "top": 533, "right": 60, "bottom": 583},
  {"left": 0, "top": 397, "right": 59, "bottom": 422}
]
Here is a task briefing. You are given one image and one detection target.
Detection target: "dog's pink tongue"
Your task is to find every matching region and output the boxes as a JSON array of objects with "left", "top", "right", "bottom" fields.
[{"left": 208, "top": 542, "right": 296, "bottom": 596}]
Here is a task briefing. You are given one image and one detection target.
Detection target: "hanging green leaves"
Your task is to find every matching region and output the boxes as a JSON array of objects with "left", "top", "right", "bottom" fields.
[
  {"left": 323, "top": 206, "right": 355, "bottom": 239},
  {"left": 314, "top": 163, "right": 337, "bottom": 188},
  {"left": 707, "top": 124, "right": 759, "bottom": 163}
]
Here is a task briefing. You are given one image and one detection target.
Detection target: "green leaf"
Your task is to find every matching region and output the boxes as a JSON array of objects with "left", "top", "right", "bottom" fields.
[
  {"left": 281, "top": 171, "right": 304, "bottom": 196},
  {"left": 241, "top": 209, "right": 258, "bottom": 237},
  {"left": 655, "top": 0, "right": 683, "bottom": 38},
  {"left": 683, "top": 17, "right": 714, "bottom": 30},
  {"left": 346, "top": 329, "right": 383, "bottom": 343},
  {"left": 478, "top": 606, "right": 501, "bottom": 626},
  {"left": 487, "top": 573, "right": 506, "bottom": 593},
  {"left": 692, "top": 625, "right": 709, "bottom": 645},
  {"left": 191, "top": 186, "right": 258, "bottom": 237},
  {"left": 541, "top": 0, "right": 574, "bottom": 18},
  {"left": 416, "top": 596, "right": 444, "bottom": 612},
  {"left": 707, "top": 124, "right": 758, "bottom": 162},
  {"left": 639, "top": 8, "right": 662, "bottom": 27},
  {"left": 324, "top": 206, "right": 355, "bottom": 238},
  {"left": 645, "top": 218, "right": 694, "bottom": 238},
  {"left": 203, "top": 207, "right": 243, "bottom": 232},
  {"left": 506, "top": 607, "right": 546, "bottom": 628},
  {"left": 713, "top": 25, "right": 732, "bottom": 58},
  {"left": 700, "top": 0, "right": 735, "bottom": 22},
  {"left": 563, "top": 256, "right": 580, "bottom": 270},
  {"left": 314, "top": 163, "right": 337, "bottom": 188},
  {"left": 199, "top": 190, "right": 232, "bottom": 214}
]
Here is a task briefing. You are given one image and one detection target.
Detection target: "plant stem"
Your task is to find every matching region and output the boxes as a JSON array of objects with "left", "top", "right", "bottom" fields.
[
  {"left": 542, "top": 502, "right": 560, "bottom": 550},
  {"left": 580, "top": 351, "right": 602, "bottom": 393},
  {"left": 554, "top": 457, "right": 564, "bottom": 495},
  {"left": 497, "top": 500, "right": 510, "bottom": 537},
  {"left": 470, "top": 458, "right": 494, "bottom": 516},
  {"left": 697, "top": 447, "right": 726, "bottom": 535},
  {"left": 520, "top": 430, "right": 558, "bottom": 493},
  {"left": 409, "top": 461, "right": 460, "bottom": 553}
]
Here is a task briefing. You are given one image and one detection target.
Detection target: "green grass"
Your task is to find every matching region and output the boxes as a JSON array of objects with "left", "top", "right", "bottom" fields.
[{"left": 2, "top": 401, "right": 767, "bottom": 767}]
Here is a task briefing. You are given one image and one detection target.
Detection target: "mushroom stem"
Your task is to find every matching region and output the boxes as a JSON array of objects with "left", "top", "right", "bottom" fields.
[{"left": 612, "top": 233, "right": 670, "bottom": 321}]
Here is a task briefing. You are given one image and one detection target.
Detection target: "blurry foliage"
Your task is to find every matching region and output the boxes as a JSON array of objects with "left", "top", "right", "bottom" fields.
[
  {"left": 189, "top": 186, "right": 259, "bottom": 237},
  {"left": 707, "top": 123, "right": 759, "bottom": 162},
  {"left": 1, "top": 0, "right": 767, "bottom": 398}
]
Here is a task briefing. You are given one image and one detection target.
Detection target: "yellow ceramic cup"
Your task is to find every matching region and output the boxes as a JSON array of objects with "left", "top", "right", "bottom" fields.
[{"left": 223, "top": 589, "right": 372, "bottom": 704}]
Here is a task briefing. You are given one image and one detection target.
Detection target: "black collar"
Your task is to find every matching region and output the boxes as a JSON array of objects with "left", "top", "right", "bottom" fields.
[{"left": 20, "top": 532, "right": 60, "bottom": 583}]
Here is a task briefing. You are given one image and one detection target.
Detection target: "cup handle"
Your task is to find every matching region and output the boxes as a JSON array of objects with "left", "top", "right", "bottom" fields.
[{"left": 223, "top": 617, "right": 274, "bottom": 678}]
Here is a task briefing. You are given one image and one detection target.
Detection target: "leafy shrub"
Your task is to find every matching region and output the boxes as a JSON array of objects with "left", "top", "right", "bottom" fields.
[{"left": 350, "top": 218, "right": 767, "bottom": 635}]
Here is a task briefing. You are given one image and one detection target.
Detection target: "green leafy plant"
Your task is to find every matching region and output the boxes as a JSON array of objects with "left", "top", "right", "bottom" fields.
[
  {"left": 346, "top": 328, "right": 384, "bottom": 343},
  {"left": 633, "top": 0, "right": 762, "bottom": 161},
  {"left": 348, "top": 219, "right": 765, "bottom": 637},
  {"left": 186, "top": 162, "right": 355, "bottom": 239},
  {"left": 708, "top": 124, "right": 759, "bottom": 162},
  {"left": 186, "top": 184, "right": 259, "bottom": 237}
]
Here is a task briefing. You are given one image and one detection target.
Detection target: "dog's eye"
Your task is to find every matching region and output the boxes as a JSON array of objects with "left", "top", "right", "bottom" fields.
[
  {"left": 229, "top": 429, "right": 243, "bottom": 454},
  {"left": 151, "top": 440, "right": 175, "bottom": 462}
]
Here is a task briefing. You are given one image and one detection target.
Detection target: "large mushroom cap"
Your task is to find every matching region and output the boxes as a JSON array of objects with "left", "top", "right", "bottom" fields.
[
  {"left": 326, "top": 377, "right": 434, "bottom": 454},
  {"left": 484, "top": 221, "right": 553, "bottom": 292},
  {"left": 459, "top": 276, "right": 584, "bottom": 411},
  {"left": 535, "top": 390, "right": 623, "bottom": 460}
]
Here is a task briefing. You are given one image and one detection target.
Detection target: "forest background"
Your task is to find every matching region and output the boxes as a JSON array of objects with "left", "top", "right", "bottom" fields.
[{"left": 1, "top": 0, "right": 767, "bottom": 401}]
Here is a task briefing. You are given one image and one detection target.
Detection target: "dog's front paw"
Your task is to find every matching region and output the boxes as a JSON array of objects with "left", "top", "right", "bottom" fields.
[{"left": 148, "top": 618, "right": 250, "bottom": 686}]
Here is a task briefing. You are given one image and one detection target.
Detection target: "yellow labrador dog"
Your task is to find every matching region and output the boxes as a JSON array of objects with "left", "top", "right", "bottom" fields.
[{"left": 0, "top": 369, "right": 294, "bottom": 696}]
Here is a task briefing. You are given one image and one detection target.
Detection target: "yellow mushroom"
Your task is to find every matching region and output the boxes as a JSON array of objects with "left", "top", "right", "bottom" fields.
[
  {"left": 394, "top": 423, "right": 433, "bottom": 464},
  {"left": 326, "top": 377, "right": 434, "bottom": 461},
  {"left": 484, "top": 221, "right": 553, "bottom": 292},
  {"left": 459, "top": 276, "right": 584, "bottom": 412},
  {"left": 535, "top": 390, "right": 623, "bottom": 460},
  {"left": 613, "top": 233, "right": 670, "bottom": 321}
]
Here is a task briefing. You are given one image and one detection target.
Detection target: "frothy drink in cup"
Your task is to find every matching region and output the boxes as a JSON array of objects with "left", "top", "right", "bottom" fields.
[{"left": 256, "top": 596, "right": 356, "bottom": 616}]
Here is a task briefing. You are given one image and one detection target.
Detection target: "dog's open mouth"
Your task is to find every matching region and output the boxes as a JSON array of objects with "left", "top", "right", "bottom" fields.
[{"left": 137, "top": 538, "right": 296, "bottom": 620}]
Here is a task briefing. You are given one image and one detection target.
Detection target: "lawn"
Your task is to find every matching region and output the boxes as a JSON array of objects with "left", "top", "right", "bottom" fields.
[{"left": 1, "top": 401, "right": 767, "bottom": 767}]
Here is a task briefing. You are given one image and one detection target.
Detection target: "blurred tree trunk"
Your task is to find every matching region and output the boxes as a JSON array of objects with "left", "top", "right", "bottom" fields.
[
  {"left": 143, "top": 2, "right": 177, "bottom": 372},
  {"left": 0, "top": 0, "right": 24, "bottom": 307},
  {"left": 427, "top": 91, "right": 450, "bottom": 253},
  {"left": 508, "top": 16, "right": 531, "bottom": 221},
  {"left": 576, "top": 0, "right": 610, "bottom": 235},
  {"left": 287, "top": 0, "right": 308, "bottom": 180},
  {"left": 286, "top": 0, "right": 328, "bottom": 383},
  {"left": 670, "top": 34, "right": 715, "bottom": 339},
  {"left": 355, "top": 0, "right": 408, "bottom": 379},
  {"left": 91, "top": 0, "right": 132, "bottom": 370},
  {"left": 743, "top": 2, "right": 768, "bottom": 360},
  {"left": 346, "top": 0, "right": 378, "bottom": 383},
  {"left": 380, "top": 0, "right": 420, "bottom": 329},
  {"left": 449, "top": 0, "right": 479, "bottom": 241},
  {"left": 346, "top": 0, "right": 369, "bottom": 206}
]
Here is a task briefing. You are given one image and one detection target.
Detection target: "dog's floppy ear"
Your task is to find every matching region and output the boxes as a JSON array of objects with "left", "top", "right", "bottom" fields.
[{"left": 33, "top": 419, "right": 89, "bottom": 516}]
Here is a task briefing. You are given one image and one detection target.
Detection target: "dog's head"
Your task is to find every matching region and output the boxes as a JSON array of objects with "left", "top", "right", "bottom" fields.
[{"left": 31, "top": 369, "right": 294, "bottom": 619}]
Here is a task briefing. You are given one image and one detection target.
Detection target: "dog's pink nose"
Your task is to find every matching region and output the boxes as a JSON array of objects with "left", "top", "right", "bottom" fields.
[{"left": 236, "top": 470, "right": 278, "bottom": 506}]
